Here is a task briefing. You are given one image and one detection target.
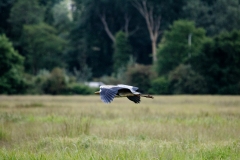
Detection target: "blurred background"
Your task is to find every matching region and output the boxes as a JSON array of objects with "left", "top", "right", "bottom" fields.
[{"left": 0, "top": 0, "right": 240, "bottom": 95}]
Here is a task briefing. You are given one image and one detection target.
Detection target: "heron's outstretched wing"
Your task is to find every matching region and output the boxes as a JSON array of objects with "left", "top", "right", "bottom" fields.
[
  {"left": 100, "top": 87, "right": 121, "bottom": 103},
  {"left": 127, "top": 95, "right": 141, "bottom": 103}
]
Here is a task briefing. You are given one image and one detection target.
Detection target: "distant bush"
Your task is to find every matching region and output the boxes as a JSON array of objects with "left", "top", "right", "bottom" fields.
[
  {"left": 168, "top": 64, "right": 207, "bottom": 94},
  {"left": 65, "top": 83, "right": 95, "bottom": 95},
  {"left": 126, "top": 64, "right": 156, "bottom": 92},
  {"left": 42, "top": 68, "right": 68, "bottom": 94},
  {"left": 25, "top": 68, "right": 95, "bottom": 95},
  {"left": 149, "top": 77, "right": 170, "bottom": 95},
  {"left": 24, "top": 70, "right": 50, "bottom": 94}
]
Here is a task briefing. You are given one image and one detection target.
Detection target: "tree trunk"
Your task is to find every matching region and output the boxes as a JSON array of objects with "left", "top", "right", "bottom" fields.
[
  {"left": 152, "top": 39, "right": 157, "bottom": 62},
  {"left": 132, "top": 0, "right": 161, "bottom": 64}
]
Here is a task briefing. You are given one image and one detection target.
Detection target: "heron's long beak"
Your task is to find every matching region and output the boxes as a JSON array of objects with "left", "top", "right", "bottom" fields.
[{"left": 94, "top": 91, "right": 100, "bottom": 94}]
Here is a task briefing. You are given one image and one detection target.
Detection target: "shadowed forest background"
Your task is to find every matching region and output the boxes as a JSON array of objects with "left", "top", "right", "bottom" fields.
[{"left": 1, "top": 0, "right": 240, "bottom": 95}]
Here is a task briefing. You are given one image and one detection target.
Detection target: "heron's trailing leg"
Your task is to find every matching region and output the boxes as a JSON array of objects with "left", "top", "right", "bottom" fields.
[{"left": 141, "top": 94, "right": 154, "bottom": 99}]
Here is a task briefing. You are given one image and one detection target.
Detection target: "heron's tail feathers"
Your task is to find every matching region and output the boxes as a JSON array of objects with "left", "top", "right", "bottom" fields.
[{"left": 141, "top": 94, "right": 154, "bottom": 99}]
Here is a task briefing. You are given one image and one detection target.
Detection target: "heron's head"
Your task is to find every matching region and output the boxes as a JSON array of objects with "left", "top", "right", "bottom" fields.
[{"left": 94, "top": 91, "right": 100, "bottom": 94}]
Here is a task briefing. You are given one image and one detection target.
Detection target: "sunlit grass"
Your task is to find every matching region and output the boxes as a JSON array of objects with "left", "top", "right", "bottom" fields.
[{"left": 0, "top": 95, "right": 240, "bottom": 159}]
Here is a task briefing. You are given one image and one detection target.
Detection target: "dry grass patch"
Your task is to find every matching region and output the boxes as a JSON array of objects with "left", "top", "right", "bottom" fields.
[{"left": 0, "top": 95, "right": 240, "bottom": 159}]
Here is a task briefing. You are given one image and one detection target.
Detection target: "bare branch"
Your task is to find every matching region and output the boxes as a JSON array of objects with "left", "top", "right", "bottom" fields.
[
  {"left": 128, "top": 26, "right": 139, "bottom": 37},
  {"left": 132, "top": 0, "right": 146, "bottom": 17},
  {"left": 124, "top": 14, "right": 131, "bottom": 37},
  {"left": 155, "top": 16, "right": 161, "bottom": 36},
  {"left": 149, "top": 6, "right": 154, "bottom": 29},
  {"left": 99, "top": 13, "right": 115, "bottom": 43}
]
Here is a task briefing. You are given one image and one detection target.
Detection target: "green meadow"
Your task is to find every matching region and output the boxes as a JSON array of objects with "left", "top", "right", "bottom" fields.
[{"left": 0, "top": 95, "right": 240, "bottom": 159}]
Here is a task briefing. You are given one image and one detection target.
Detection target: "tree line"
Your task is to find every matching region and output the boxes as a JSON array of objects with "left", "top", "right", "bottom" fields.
[{"left": 0, "top": 0, "right": 240, "bottom": 94}]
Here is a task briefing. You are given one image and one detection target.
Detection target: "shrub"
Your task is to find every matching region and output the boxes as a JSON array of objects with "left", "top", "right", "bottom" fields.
[
  {"left": 24, "top": 70, "right": 50, "bottom": 94},
  {"left": 149, "top": 77, "right": 170, "bottom": 95},
  {"left": 65, "top": 83, "right": 94, "bottom": 95},
  {"left": 42, "top": 68, "right": 68, "bottom": 94},
  {"left": 168, "top": 64, "right": 207, "bottom": 94},
  {"left": 25, "top": 68, "right": 94, "bottom": 95},
  {"left": 125, "top": 64, "right": 156, "bottom": 92}
]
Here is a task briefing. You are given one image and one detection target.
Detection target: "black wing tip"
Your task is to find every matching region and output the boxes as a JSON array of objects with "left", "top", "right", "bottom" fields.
[
  {"left": 134, "top": 101, "right": 140, "bottom": 104},
  {"left": 127, "top": 96, "right": 141, "bottom": 104}
]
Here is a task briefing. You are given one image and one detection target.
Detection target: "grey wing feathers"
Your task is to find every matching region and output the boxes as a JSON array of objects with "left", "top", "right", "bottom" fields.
[
  {"left": 127, "top": 96, "right": 140, "bottom": 103},
  {"left": 100, "top": 87, "right": 120, "bottom": 103}
]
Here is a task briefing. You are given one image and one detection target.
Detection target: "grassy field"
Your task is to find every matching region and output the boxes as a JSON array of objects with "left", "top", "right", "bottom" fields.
[{"left": 0, "top": 95, "right": 240, "bottom": 159}]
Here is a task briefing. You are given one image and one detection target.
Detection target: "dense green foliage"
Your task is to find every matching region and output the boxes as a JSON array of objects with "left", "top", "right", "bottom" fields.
[
  {"left": 149, "top": 77, "right": 170, "bottom": 94},
  {"left": 113, "top": 31, "right": 132, "bottom": 74},
  {"left": 168, "top": 64, "right": 207, "bottom": 94},
  {"left": 0, "top": 34, "right": 26, "bottom": 94},
  {"left": 9, "top": 0, "right": 45, "bottom": 39},
  {"left": 0, "top": 0, "right": 240, "bottom": 94},
  {"left": 183, "top": 0, "right": 240, "bottom": 36},
  {"left": 21, "top": 23, "right": 67, "bottom": 74},
  {"left": 193, "top": 30, "right": 240, "bottom": 94},
  {"left": 157, "top": 20, "right": 207, "bottom": 75}
]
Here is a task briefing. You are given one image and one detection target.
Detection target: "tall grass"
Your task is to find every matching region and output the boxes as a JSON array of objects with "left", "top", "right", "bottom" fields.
[{"left": 0, "top": 95, "right": 240, "bottom": 159}]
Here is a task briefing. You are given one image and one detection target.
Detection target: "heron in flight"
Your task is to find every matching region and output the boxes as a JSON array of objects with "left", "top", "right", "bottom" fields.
[{"left": 94, "top": 84, "right": 153, "bottom": 103}]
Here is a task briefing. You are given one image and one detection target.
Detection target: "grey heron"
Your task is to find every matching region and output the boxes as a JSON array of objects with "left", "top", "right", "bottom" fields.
[{"left": 94, "top": 84, "right": 153, "bottom": 103}]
